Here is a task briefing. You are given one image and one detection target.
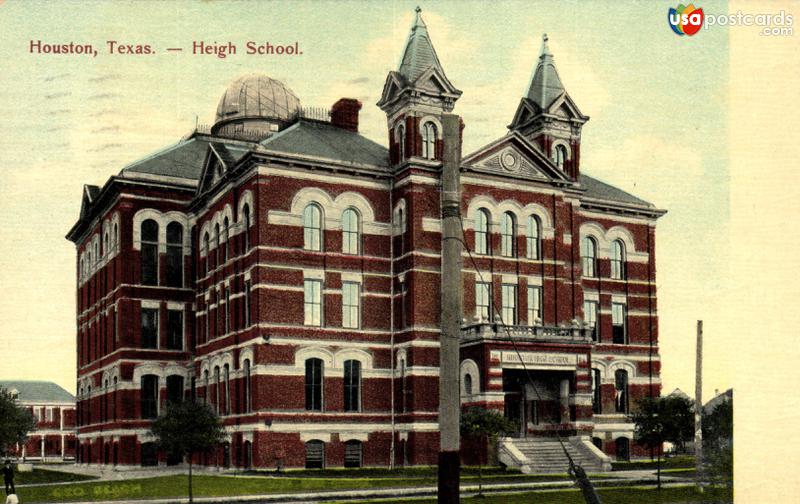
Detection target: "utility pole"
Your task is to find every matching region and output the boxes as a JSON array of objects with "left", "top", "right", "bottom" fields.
[
  {"left": 438, "top": 113, "right": 463, "bottom": 503},
  {"left": 695, "top": 320, "right": 703, "bottom": 491}
]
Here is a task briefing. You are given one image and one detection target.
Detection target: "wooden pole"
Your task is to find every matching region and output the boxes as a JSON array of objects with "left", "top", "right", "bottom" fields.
[
  {"left": 438, "top": 114, "right": 462, "bottom": 503},
  {"left": 695, "top": 320, "right": 703, "bottom": 490}
]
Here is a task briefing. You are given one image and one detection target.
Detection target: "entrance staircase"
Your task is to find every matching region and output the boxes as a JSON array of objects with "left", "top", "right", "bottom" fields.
[{"left": 498, "top": 437, "right": 612, "bottom": 474}]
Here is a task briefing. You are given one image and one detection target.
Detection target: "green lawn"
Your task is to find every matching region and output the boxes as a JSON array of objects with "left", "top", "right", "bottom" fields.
[
  {"left": 12, "top": 471, "right": 627, "bottom": 503},
  {"left": 15, "top": 467, "right": 98, "bottom": 485},
  {"left": 612, "top": 455, "right": 695, "bottom": 471},
  {"left": 338, "top": 485, "right": 733, "bottom": 504}
]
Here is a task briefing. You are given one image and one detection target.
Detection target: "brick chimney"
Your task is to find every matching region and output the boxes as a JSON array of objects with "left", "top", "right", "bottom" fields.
[{"left": 331, "top": 98, "right": 362, "bottom": 133}]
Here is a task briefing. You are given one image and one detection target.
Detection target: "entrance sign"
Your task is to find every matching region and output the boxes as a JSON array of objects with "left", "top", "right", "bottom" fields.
[{"left": 497, "top": 351, "right": 578, "bottom": 368}]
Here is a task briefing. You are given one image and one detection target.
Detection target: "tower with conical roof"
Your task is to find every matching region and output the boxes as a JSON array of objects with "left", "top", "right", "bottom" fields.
[
  {"left": 377, "top": 6, "right": 462, "bottom": 169},
  {"left": 509, "top": 34, "right": 589, "bottom": 180}
]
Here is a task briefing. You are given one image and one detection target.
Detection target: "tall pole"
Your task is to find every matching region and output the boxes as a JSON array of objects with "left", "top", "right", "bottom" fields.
[
  {"left": 695, "top": 320, "right": 703, "bottom": 490},
  {"left": 439, "top": 113, "right": 462, "bottom": 503}
]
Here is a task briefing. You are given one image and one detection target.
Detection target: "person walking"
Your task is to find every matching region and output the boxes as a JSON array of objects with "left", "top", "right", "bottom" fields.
[{"left": 2, "top": 461, "right": 14, "bottom": 496}]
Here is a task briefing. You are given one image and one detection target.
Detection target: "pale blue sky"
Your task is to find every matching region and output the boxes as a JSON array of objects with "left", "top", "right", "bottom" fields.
[{"left": 0, "top": 0, "right": 731, "bottom": 398}]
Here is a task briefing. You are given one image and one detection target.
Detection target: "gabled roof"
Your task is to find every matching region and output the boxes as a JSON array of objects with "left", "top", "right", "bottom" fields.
[
  {"left": 259, "top": 120, "right": 388, "bottom": 168},
  {"left": 398, "top": 7, "right": 446, "bottom": 84},
  {"left": 579, "top": 174, "right": 655, "bottom": 207},
  {"left": 463, "top": 131, "right": 575, "bottom": 184},
  {"left": 0, "top": 381, "right": 74, "bottom": 403}
]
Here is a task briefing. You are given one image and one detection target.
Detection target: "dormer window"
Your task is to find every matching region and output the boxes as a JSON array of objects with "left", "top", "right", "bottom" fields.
[{"left": 554, "top": 145, "right": 567, "bottom": 171}]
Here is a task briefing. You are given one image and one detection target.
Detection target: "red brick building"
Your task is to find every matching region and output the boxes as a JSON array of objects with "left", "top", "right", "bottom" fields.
[
  {"left": 67, "top": 11, "right": 665, "bottom": 470},
  {"left": 1, "top": 381, "right": 77, "bottom": 461}
]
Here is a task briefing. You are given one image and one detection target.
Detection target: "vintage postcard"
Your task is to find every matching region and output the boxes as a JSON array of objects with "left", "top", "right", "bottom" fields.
[{"left": 0, "top": 1, "right": 796, "bottom": 502}]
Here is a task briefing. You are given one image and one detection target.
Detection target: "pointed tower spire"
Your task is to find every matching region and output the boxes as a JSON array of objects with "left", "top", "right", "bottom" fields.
[
  {"left": 526, "top": 33, "right": 566, "bottom": 110},
  {"left": 397, "top": 6, "right": 446, "bottom": 83}
]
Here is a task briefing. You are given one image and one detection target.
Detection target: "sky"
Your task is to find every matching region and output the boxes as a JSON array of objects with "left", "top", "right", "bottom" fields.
[{"left": 0, "top": 0, "right": 732, "bottom": 401}]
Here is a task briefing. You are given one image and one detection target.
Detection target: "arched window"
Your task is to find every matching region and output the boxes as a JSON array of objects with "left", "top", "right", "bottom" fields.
[
  {"left": 305, "top": 440, "right": 325, "bottom": 469},
  {"left": 611, "top": 240, "right": 626, "bottom": 280},
  {"left": 214, "top": 365, "right": 221, "bottom": 414},
  {"left": 422, "top": 122, "right": 437, "bottom": 160},
  {"left": 581, "top": 236, "right": 597, "bottom": 278},
  {"left": 500, "top": 212, "right": 516, "bottom": 257},
  {"left": 166, "top": 375, "right": 184, "bottom": 405},
  {"left": 303, "top": 204, "right": 322, "bottom": 251},
  {"left": 202, "top": 232, "right": 210, "bottom": 274},
  {"left": 242, "top": 204, "right": 251, "bottom": 251},
  {"left": 554, "top": 145, "right": 567, "bottom": 171},
  {"left": 475, "top": 209, "right": 490, "bottom": 255},
  {"left": 223, "top": 363, "right": 231, "bottom": 415},
  {"left": 140, "top": 375, "right": 158, "bottom": 419},
  {"left": 243, "top": 440, "right": 253, "bottom": 469},
  {"left": 464, "top": 373, "right": 473, "bottom": 396},
  {"left": 592, "top": 368, "right": 602, "bottom": 414},
  {"left": 214, "top": 223, "right": 221, "bottom": 266},
  {"left": 343, "top": 359, "right": 361, "bottom": 412},
  {"left": 344, "top": 440, "right": 363, "bottom": 468},
  {"left": 342, "top": 208, "right": 360, "bottom": 255},
  {"left": 166, "top": 222, "right": 183, "bottom": 288},
  {"left": 222, "top": 217, "right": 230, "bottom": 262},
  {"left": 140, "top": 219, "right": 159, "bottom": 286},
  {"left": 526, "top": 215, "right": 541, "bottom": 260},
  {"left": 202, "top": 369, "right": 209, "bottom": 405},
  {"left": 113, "top": 223, "right": 118, "bottom": 249},
  {"left": 243, "top": 359, "right": 252, "bottom": 413},
  {"left": 615, "top": 369, "right": 629, "bottom": 414},
  {"left": 396, "top": 123, "right": 406, "bottom": 161},
  {"left": 103, "top": 232, "right": 109, "bottom": 258},
  {"left": 305, "top": 358, "right": 323, "bottom": 411}
]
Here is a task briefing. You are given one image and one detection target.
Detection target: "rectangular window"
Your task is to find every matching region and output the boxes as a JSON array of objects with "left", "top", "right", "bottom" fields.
[
  {"left": 584, "top": 301, "right": 599, "bottom": 341},
  {"left": 476, "top": 281, "right": 491, "bottom": 322},
  {"left": 527, "top": 286, "right": 542, "bottom": 325},
  {"left": 501, "top": 284, "right": 517, "bottom": 325},
  {"left": 141, "top": 244, "right": 158, "bottom": 286},
  {"left": 244, "top": 280, "right": 252, "bottom": 327},
  {"left": 305, "top": 358, "right": 323, "bottom": 411},
  {"left": 167, "top": 309, "right": 183, "bottom": 350},
  {"left": 342, "top": 282, "right": 360, "bottom": 329},
  {"left": 612, "top": 303, "right": 627, "bottom": 344},
  {"left": 141, "top": 308, "right": 159, "bottom": 349},
  {"left": 204, "top": 299, "right": 210, "bottom": 343},
  {"left": 304, "top": 279, "right": 322, "bottom": 326}
]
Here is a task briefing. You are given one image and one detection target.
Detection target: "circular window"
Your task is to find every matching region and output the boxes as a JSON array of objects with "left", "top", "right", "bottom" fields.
[{"left": 500, "top": 148, "right": 519, "bottom": 171}]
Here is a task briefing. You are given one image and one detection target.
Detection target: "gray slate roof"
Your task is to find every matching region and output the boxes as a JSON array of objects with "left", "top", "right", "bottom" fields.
[
  {"left": 527, "top": 36, "right": 566, "bottom": 111},
  {"left": 120, "top": 138, "right": 247, "bottom": 181},
  {"left": 579, "top": 174, "right": 654, "bottom": 207},
  {"left": 260, "top": 120, "right": 389, "bottom": 168},
  {"left": 0, "top": 381, "right": 74, "bottom": 403},
  {"left": 398, "top": 8, "right": 445, "bottom": 84}
]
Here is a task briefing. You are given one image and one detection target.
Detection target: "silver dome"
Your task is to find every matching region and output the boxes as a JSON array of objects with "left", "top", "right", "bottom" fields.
[{"left": 213, "top": 74, "right": 301, "bottom": 127}]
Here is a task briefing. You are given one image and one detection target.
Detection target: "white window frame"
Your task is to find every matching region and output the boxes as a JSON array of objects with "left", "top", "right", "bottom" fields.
[
  {"left": 527, "top": 286, "right": 542, "bottom": 326},
  {"left": 342, "top": 281, "right": 361, "bottom": 329},
  {"left": 304, "top": 279, "right": 323, "bottom": 326}
]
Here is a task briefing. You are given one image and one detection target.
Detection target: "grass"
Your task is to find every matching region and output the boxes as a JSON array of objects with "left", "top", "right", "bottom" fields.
[
  {"left": 12, "top": 470, "right": 624, "bottom": 503},
  {"left": 337, "top": 484, "right": 733, "bottom": 503},
  {"left": 612, "top": 455, "right": 695, "bottom": 471},
  {"left": 14, "top": 467, "right": 98, "bottom": 485}
]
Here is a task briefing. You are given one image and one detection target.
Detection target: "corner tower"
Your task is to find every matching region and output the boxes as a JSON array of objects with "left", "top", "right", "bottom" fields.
[
  {"left": 377, "top": 7, "right": 462, "bottom": 168},
  {"left": 509, "top": 34, "right": 589, "bottom": 180}
]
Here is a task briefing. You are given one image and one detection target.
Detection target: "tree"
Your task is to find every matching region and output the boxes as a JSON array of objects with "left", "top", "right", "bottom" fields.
[
  {"left": 702, "top": 398, "right": 733, "bottom": 487},
  {"left": 150, "top": 400, "right": 225, "bottom": 503},
  {"left": 632, "top": 395, "right": 693, "bottom": 489},
  {"left": 460, "top": 407, "right": 516, "bottom": 495},
  {"left": 0, "top": 388, "right": 35, "bottom": 457}
]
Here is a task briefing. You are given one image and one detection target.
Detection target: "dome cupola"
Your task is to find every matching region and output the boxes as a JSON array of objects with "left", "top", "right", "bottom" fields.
[{"left": 211, "top": 74, "right": 301, "bottom": 139}]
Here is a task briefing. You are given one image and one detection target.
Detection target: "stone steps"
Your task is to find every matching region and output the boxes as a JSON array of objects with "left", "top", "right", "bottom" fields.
[{"left": 511, "top": 439, "right": 607, "bottom": 473}]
